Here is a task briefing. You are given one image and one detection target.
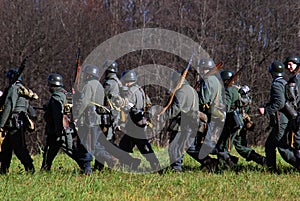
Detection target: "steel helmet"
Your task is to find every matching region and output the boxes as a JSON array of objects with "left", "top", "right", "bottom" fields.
[
  {"left": 220, "top": 70, "right": 234, "bottom": 81},
  {"left": 269, "top": 61, "right": 284, "bottom": 77},
  {"left": 284, "top": 55, "right": 300, "bottom": 68},
  {"left": 83, "top": 64, "right": 100, "bottom": 78},
  {"left": 48, "top": 73, "right": 63, "bottom": 86},
  {"left": 103, "top": 60, "right": 118, "bottom": 73},
  {"left": 6, "top": 69, "right": 22, "bottom": 81},
  {"left": 198, "top": 58, "right": 215, "bottom": 70},
  {"left": 121, "top": 70, "right": 137, "bottom": 83}
]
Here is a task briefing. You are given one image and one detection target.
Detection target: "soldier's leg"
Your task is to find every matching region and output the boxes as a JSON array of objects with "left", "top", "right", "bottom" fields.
[
  {"left": 168, "top": 130, "right": 184, "bottom": 172},
  {"left": 41, "top": 134, "right": 62, "bottom": 171},
  {"left": 291, "top": 119, "right": 300, "bottom": 158},
  {"left": 277, "top": 128, "right": 299, "bottom": 168},
  {"left": 0, "top": 133, "right": 13, "bottom": 174},
  {"left": 265, "top": 121, "right": 288, "bottom": 172},
  {"left": 10, "top": 129, "right": 34, "bottom": 173},
  {"left": 134, "top": 137, "right": 160, "bottom": 171},
  {"left": 233, "top": 130, "right": 265, "bottom": 166}
]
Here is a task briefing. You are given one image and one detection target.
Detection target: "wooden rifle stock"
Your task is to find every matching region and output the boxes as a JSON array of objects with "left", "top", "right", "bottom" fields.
[
  {"left": 74, "top": 48, "right": 81, "bottom": 92},
  {"left": 227, "top": 64, "right": 247, "bottom": 87},
  {"left": 159, "top": 52, "right": 195, "bottom": 115}
]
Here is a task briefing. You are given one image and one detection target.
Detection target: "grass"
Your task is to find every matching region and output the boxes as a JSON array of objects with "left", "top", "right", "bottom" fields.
[{"left": 0, "top": 147, "right": 299, "bottom": 201}]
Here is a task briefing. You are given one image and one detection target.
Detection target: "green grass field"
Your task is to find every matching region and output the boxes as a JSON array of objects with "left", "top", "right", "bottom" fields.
[{"left": 0, "top": 147, "right": 299, "bottom": 201}]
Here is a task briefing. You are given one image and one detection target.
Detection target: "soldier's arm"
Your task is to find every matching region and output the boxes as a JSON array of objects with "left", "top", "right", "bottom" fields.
[
  {"left": 161, "top": 91, "right": 182, "bottom": 121},
  {"left": 49, "top": 97, "right": 64, "bottom": 135},
  {"left": 265, "top": 81, "right": 285, "bottom": 116},
  {"left": 0, "top": 86, "right": 17, "bottom": 128}
]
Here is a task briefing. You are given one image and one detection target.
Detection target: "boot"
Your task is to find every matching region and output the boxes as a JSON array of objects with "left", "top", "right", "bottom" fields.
[
  {"left": 25, "top": 164, "right": 35, "bottom": 174},
  {"left": 248, "top": 151, "right": 266, "bottom": 166},
  {"left": 200, "top": 156, "right": 219, "bottom": 172},
  {"left": 217, "top": 152, "right": 236, "bottom": 168},
  {"left": 94, "top": 160, "right": 104, "bottom": 171}
]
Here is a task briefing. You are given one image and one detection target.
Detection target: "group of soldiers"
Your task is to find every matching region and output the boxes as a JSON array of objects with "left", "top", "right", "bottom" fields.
[{"left": 0, "top": 55, "right": 300, "bottom": 175}]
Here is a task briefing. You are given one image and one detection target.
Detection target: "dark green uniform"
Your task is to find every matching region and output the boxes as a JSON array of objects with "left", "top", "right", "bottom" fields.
[
  {"left": 217, "top": 85, "right": 265, "bottom": 166},
  {"left": 0, "top": 81, "right": 35, "bottom": 174}
]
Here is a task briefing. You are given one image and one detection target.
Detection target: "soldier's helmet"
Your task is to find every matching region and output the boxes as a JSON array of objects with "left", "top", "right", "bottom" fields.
[
  {"left": 82, "top": 64, "right": 100, "bottom": 78},
  {"left": 121, "top": 70, "right": 137, "bottom": 83},
  {"left": 220, "top": 70, "right": 234, "bottom": 81},
  {"left": 48, "top": 73, "right": 63, "bottom": 86},
  {"left": 198, "top": 58, "right": 215, "bottom": 70},
  {"left": 171, "top": 70, "right": 183, "bottom": 83},
  {"left": 6, "top": 69, "right": 22, "bottom": 81},
  {"left": 269, "top": 61, "right": 284, "bottom": 77},
  {"left": 103, "top": 60, "right": 118, "bottom": 73},
  {"left": 284, "top": 55, "right": 300, "bottom": 68}
]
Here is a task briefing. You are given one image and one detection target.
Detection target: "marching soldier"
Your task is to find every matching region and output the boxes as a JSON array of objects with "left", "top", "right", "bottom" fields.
[
  {"left": 41, "top": 73, "right": 94, "bottom": 175},
  {"left": 0, "top": 69, "right": 36, "bottom": 174},
  {"left": 196, "top": 58, "right": 226, "bottom": 164},
  {"left": 157, "top": 70, "right": 200, "bottom": 172},
  {"left": 216, "top": 70, "right": 265, "bottom": 167},
  {"left": 115, "top": 70, "right": 160, "bottom": 171},
  {"left": 102, "top": 60, "right": 122, "bottom": 141},
  {"left": 283, "top": 56, "right": 300, "bottom": 157},
  {"left": 259, "top": 61, "right": 299, "bottom": 172},
  {"left": 73, "top": 64, "right": 118, "bottom": 172}
]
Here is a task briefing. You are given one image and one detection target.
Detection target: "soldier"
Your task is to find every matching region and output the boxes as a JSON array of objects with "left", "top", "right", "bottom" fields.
[
  {"left": 115, "top": 70, "right": 160, "bottom": 171},
  {"left": 215, "top": 70, "right": 265, "bottom": 167},
  {"left": 0, "top": 69, "right": 36, "bottom": 174},
  {"left": 41, "top": 73, "right": 94, "bottom": 175},
  {"left": 102, "top": 60, "right": 122, "bottom": 141},
  {"left": 259, "top": 61, "right": 297, "bottom": 172},
  {"left": 284, "top": 56, "right": 300, "bottom": 155},
  {"left": 157, "top": 70, "right": 200, "bottom": 172},
  {"left": 73, "top": 64, "right": 118, "bottom": 172},
  {"left": 196, "top": 58, "right": 226, "bottom": 165}
]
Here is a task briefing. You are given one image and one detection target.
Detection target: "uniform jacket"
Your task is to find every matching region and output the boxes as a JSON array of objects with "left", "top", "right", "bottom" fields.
[
  {"left": 198, "top": 75, "right": 223, "bottom": 114},
  {"left": 0, "top": 82, "right": 34, "bottom": 128},
  {"left": 44, "top": 87, "right": 66, "bottom": 136},
  {"left": 76, "top": 78, "right": 104, "bottom": 126},
  {"left": 224, "top": 86, "right": 240, "bottom": 113},
  {"left": 265, "top": 77, "right": 288, "bottom": 124},
  {"left": 288, "top": 73, "right": 300, "bottom": 105},
  {"left": 126, "top": 84, "right": 146, "bottom": 110},
  {"left": 104, "top": 73, "right": 121, "bottom": 99},
  {"left": 162, "top": 83, "right": 199, "bottom": 121}
]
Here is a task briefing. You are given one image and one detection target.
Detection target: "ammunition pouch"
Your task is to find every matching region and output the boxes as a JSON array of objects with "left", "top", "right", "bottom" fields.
[
  {"left": 281, "top": 101, "right": 298, "bottom": 120},
  {"left": 6, "top": 113, "right": 23, "bottom": 130},
  {"left": 95, "top": 106, "right": 114, "bottom": 127},
  {"left": 226, "top": 110, "right": 243, "bottom": 131},
  {"left": 129, "top": 108, "right": 147, "bottom": 128}
]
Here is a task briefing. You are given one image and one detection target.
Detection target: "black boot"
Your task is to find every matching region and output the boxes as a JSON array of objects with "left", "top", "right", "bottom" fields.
[
  {"left": 217, "top": 152, "right": 236, "bottom": 168},
  {"left": 248, "top": 151, "right": 266, "bottom": 166},
  {"left": 25, "top": 164, "right": 35, "bottom": 174}
]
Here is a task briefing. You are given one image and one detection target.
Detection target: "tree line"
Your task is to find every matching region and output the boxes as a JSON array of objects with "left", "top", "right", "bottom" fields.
[{"left": 0, "top": 0, "right": 299, "bottom": 154}]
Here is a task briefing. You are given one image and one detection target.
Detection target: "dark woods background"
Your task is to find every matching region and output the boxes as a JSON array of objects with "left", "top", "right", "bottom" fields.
[{"left": 0, "top": 0, "right": 299, "bottom": 154}]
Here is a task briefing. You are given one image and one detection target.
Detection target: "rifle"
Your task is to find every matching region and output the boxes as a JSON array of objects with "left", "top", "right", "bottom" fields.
[
  {"left": 159, "top": 52, "right": 195, "bottom": 115},
  {"left": 73, "top": 48, "right": 81, "bottom": 92},
  {"left": 0, "top": 56, "right": 29, "bottom": 110},
  {"left": 227, "top": 63, "right": 248, "bottom": 87}
]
